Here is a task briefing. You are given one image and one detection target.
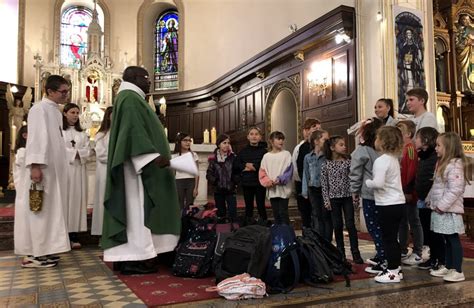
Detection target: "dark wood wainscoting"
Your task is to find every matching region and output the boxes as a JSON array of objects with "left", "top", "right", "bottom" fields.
[{"left": 153, "top": 5, "right": 357, "bottom": 153}]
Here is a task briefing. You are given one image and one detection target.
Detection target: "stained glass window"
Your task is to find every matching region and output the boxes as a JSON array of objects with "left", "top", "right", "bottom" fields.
[
  {"left": 155, "top": 10, "right": 179, "bottom": 90},
  {"left": 60, "top": 6, "right": 93, "bottom": 68}
]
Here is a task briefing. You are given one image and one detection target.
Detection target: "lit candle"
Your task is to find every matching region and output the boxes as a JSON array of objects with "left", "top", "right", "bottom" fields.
[
  {"left": 211, "top": 127, "right": 217, "bottom": 145},
  {"left": 203, "top": 129, "right": 210, "bottom": 144},
  {"left": 164, "top": 127, "right": 168, "bottom": 138}
]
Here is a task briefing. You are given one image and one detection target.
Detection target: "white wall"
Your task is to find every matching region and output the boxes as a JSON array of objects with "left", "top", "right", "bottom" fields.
[
  {"left": 0, "top": 0, "right": 19, "bottom": 83},
  {"left": 21, "top": 0, "right": 354, "bottom": 89}
]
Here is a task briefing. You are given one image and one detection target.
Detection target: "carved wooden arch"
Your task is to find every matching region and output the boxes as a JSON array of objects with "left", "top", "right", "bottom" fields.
[
  {"left": 137, "top": 0, "right": 184, "bottom": 90},
  {"left": 434, "top": 34, "right": 450, "bottom": 53},
  {"left": 53, "top": 0, "right": 111, "bottom": 63},
  {"left": 264, "top": 78, "right": 301, "bottom": 141}
]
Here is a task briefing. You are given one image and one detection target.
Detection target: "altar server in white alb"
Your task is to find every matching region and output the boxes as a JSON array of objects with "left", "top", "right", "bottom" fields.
[
  {"left": 62, "top": 103, "right": 90, "bottom": 249},
  {"left": 14, "top": 75, "right": 71, "bottom": 268},
  {"left": 91, "top": 106, "right": 112, "bottom": 236}
]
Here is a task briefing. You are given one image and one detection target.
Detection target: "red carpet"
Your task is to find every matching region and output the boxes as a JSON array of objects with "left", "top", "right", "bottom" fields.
[
  {"left": 358, "top": 232, "right": 474, "bottom": 258},
  {"left": 104, "top": 260, "right": 371, "bottom": 306}
]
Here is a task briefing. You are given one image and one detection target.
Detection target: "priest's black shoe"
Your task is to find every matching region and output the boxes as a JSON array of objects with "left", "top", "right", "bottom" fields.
[{"left": 120, "top": 261, "right": 158, "bottom": 275}]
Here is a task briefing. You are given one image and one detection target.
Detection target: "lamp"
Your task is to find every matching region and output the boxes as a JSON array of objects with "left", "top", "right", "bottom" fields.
[
  {"left": 159, "top": 96, "right": 166, "bottom": 116},
  {"left": 307, "top": 61, "right": 330, "bottom": 97},
  {"left": 376, "top": 11, "right": 383, "bottom": 21},
  {"left": 10, "top": 85, "right": 19, "bottom": 93}
]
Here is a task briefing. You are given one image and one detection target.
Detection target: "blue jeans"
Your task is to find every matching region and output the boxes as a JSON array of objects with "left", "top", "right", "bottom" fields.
[
  {"left": 214, "top": 192, "right": 237, "bottom": 219},
  {"left": 362, "top": 199, "right": 385, "bottom": 259}
]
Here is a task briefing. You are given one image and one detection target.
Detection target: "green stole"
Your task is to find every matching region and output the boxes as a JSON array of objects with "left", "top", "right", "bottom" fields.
[{"left": 101, "top": 89, "right": 180, "bottom": 249}]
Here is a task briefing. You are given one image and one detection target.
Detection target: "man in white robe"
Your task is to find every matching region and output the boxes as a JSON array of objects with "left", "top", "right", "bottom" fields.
[
  {"left": 14, "top": 75, "right": 71, "bottom": 268},
  {"left": 102, "top": 66, "right": 181, "bottom": 275}
]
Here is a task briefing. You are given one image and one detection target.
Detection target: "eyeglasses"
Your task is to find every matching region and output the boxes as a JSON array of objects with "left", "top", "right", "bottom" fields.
[
  {"left": 55, "top": 89, "right": 70, "bottom": 95},
  {"left": 182, "top": 138, "right": 192, "bottom": 142}
]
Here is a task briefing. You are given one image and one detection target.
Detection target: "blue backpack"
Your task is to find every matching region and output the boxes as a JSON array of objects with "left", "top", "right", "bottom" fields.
[{"left": 264, "top": 224, "right": 300, "bottom": 294}]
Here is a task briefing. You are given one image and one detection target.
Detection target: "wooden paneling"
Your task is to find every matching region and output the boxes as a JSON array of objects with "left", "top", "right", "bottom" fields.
[
  {"left": 332, "top": 52, "right": 349, "bottom": 100},
  {"left": 254, "top": 89, "right": 263, "bottom": 122}
]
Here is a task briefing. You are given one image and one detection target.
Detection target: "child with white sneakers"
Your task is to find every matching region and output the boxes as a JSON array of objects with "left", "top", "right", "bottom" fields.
[
  {"left": 366, "top": 126, "right": 405, "bottom": 283},
  {"left": 428, "top": 132, "right": 468, "bottom": 282}
]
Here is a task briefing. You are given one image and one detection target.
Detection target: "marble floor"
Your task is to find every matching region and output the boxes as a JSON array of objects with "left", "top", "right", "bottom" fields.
[{"left": 0, "top": 238, "right": 473, "bottom": 307}]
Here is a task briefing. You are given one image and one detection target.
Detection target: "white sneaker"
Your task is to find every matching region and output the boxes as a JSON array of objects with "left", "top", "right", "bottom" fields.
[
  {"left": 443, "top": 271, "right": 465, "bottom": 282},
  {"left": 430, "top": 266, "right": 451, "bottom": 277},
  {"left": 421, "top": 245, "right": 430, "bottom": 260},
  {"left": 402, "top": 253, "right": 423, "bottom": 266},
  {"left": 374, "top": 268, "right": 402, "bottom": 283}
]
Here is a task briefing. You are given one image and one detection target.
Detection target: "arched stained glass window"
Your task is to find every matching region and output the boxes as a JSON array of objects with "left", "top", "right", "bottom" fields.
[
  {"left": 155, "top": 10, "right": 179, "bottom": 90},
  {"left": 60, "top": 6, "right": 93, "bottom": 68}
]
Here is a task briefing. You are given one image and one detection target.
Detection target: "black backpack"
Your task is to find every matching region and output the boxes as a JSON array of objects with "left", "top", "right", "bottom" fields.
[
  {"left": 297, "top": 236, "right": 333, "bottom": 285},
  {"left": 172, "top": 226, "right": 217, "bottom": 278},
  {"left": 265, "top": 224, "right": 300, "bottom": 294},
  {"left": 214, "top": 225, "right": 271, "bottom": 283},
  {"left": 300, "top": 228, "right": 352, "bottom": 287}
]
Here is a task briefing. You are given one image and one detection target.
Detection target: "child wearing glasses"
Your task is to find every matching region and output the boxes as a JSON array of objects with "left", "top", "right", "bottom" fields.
[{"left": 172, "top": 132, "right": 199, "bottom": 209}]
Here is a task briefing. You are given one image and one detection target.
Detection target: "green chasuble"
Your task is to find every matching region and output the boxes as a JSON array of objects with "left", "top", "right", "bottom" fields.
[{"left": 101, "top": 89, "right": 181, "bottom": 249}]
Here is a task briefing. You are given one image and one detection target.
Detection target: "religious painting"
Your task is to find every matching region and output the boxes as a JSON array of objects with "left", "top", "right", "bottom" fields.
[
  {"left": 155, "top": 10, "right": 179, "bottom": 90},
  {"left": 60, "top": 6, "right": 93, "bottom": 68},
  {"left": 395, "top": 7, "right": 425, "bottom": 114}
]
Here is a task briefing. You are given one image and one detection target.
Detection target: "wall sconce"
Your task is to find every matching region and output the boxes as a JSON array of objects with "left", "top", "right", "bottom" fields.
[
  {"left": 10, "top": 85, "right": 19, "bottom": 93},
  {"left": 335, "top": 30, "right": 351, "bottom": 44},
  {"left": 307, "top": 61, "right": 330, "bottom": 97},
  {"left": 376, "top": 11, "right": 383, "bottom": 21},
  {"left": 159, "top": 96, "right": 166, "bottom": 116}
]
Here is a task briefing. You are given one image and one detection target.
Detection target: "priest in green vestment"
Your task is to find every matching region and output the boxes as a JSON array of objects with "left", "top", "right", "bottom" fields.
[{"left": 102, "top": 66, "right": 180, "bottom": 274}]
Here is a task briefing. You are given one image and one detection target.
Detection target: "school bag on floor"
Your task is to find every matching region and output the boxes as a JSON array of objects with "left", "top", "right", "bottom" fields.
[
  {"left": 264, "top": 224, "right": 300, "bottom": 294},
  {"left": 172, "top": 224, "right": 217, "bottom": 278},
  {"left": 206, "top": 273, "right": 267, "bottom": 300},
  {"left": 214, "top": 225, "right": 271, "bottom": 283},
  {"left": 300, "top": 227, "right": 352, "bottom": 287}
]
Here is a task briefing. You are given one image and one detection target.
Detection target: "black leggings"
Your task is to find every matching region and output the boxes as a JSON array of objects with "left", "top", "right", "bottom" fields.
[
  {"left": 444, "top": 233, "right": 463, "bottom": 272},
  {"left": 420, "top": 208, "right": 446, "bottom": 264},
  {"left": 242, "top": 185, "right": 267, "bottom": 220},
  {"left": 295, "top": 181, "right": 312, "bottom": 228},
  {"left": 377, "top": 204, "right": 403, "bottom": 270},
  {"left": 270, "top": 197, "right": 290, "bottom": 225}
]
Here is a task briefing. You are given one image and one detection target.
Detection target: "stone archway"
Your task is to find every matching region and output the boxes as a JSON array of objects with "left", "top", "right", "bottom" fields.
[{"left": 265, "top": 79, "right": 300, "bottom": 151}]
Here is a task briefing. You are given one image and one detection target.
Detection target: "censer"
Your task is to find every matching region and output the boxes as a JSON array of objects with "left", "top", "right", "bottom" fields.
[{"left": 29, "top": 182, "right": 44, "bottom": 212}]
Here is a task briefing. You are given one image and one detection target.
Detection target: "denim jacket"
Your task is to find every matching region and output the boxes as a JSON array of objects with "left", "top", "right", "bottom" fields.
[{"left": 302, "top": 151, "right": 326, "bottom": 198}]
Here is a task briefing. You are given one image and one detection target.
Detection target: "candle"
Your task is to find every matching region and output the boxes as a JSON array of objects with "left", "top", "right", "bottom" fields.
[
  {"left": 190, "top": 138, "right": 194, "bottom": 144},
  {"left": 11, "top": 124, "right": 17, "bottom": 150},
  {"left": 0, "top": 131, "right": 2, "bottom": 155},
  {"left": 164, "top": 127, "right": 168, "bottom": 138},
  {"left": 211, "top": 127, "right": 217, "bottom": 145},
  {"left": 203, "top": 129, "right": 210, "bottom": 144}
]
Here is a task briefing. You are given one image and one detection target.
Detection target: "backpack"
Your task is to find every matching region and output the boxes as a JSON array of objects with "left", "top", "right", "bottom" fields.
[
  {"left": 264, "top": 224, "right": 300, "bottom": 294},
  {"left": 297, "top": 236, "right": 333, "bottom": 285},
  {"left": 301, "top": 228, "right": 352, "bottom": 287},
  {"left": 172, "top": 226, "right": 217, "bottom": 278},
  {"left": 214, "top": 225, "right": 271, "bottom": 283}
]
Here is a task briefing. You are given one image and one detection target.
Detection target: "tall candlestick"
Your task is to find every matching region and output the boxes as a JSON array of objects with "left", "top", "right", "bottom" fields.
[
  {"left": 164, "top": 127, "right": 168, "bottom": 138},
  {"left": 211, "top": 127, "right": 217, "bottom": 145},
  {"left": 11, "top": 123, "right": 16, "bottom": 150},
  {"left": 203, "top": 129, "right": 210, "bottom": 144},
  {"left": 0, "top": 131, "right": 3, "bottom": 155}
]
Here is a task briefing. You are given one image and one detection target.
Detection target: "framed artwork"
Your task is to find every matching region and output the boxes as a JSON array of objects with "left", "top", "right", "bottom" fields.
[{"left": 394, "top": 7, "right": 426, "bottom": 114}]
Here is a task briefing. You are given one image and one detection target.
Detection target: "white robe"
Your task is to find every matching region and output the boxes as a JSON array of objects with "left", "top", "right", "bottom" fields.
[
  {"left": 62, "top": 128, "right": 90, "bottom": 233},
  {"left": 14, "top": 98, "right": 70, "bottom": 257},
  {"left": 91, "top": 131, "right": 109, "bottom": 235},
  {"left": 103, "top": 82, "right": 179, "bottom": 262}
]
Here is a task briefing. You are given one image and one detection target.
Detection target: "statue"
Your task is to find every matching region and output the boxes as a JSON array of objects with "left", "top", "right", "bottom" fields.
[
  {"left": 455, "top": 14, "right": 474, "bottom": 94},
  {"left": 6, "top": 85, "right": 33, "bottom": 135}
]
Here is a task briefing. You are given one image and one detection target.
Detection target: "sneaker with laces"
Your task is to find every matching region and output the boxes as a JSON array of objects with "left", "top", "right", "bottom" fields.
[
  {"left": 374, "top": 268, "right": 401, "bottom": 283},
  {"left": 417, "top": 259, "right": 433, "bottom": 270},
  {"left": 402, "top": 253, "right": 423, "bottom": 266},
  {"left": 365, "top": 261, "right": 387, "bottom": 274},
  {"left": 430, "top": 265, "right": 451, "bottom": 277},
  {"left": 366, "top": 256, "right": 383, "bottom": 266},
  {"left": 45, "top": 255, "right": 61, "bottom": 262},
  {"left": 443, "top": 270, "right": 465, "bottom": 282},
  {"left": 21, "top": 257, "right": 57, "bottom": 268}
]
